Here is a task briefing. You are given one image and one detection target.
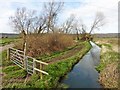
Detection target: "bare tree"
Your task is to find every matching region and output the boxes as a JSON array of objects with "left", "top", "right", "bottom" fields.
[
  {"left": 32, "top": 14, "right": 47, "bottom": 34},
  {"left": 9, "top": 7, "right": 37, "bottom": 50},
  {"left": 10, "top": 7, "right": 37, "bottom": 34},
  {"left": 61, "top": 14, "right": 76, "bottom": 34},
  {"left": 89, "top": 12, "right": 105, "bottom": 34},
  {"left": 43, "top": 1, "right": 64, "bottom": 33}
]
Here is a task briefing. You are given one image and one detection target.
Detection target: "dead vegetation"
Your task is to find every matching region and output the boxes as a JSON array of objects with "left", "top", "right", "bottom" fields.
[
  {"left": 15, "top": 33, "right": 75, "bottom": 57},
  {"left": 95, "top": 38, "right": 119, "bottom": 89}
]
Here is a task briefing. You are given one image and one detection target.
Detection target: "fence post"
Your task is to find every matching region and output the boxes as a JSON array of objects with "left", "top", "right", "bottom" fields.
[
  {"left": 40, "top": 63, "right": 43, "bottom": 79},
  {"left": 7, "top": 48, "right": 10, "bottom": 60},
  {"left": 33, "top": 59, "right": 36, "bottom": 74},
  {"left": 24, "top": 43, "right": 27, "bottom": 69}
]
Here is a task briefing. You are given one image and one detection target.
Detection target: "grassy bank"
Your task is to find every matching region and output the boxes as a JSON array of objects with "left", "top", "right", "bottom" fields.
[
  {"left": 94, "top": 38, "right": 119, "bottom": 88},
  {"left": 2, "top": 41, "right": 91, "bottom": 88},
  {"left": 0, "top": 38, "right": 20, "bottom": 46}
]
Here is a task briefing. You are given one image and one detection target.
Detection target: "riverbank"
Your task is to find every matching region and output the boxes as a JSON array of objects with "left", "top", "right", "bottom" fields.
[
  {"left": 94, "top": 38, "right": 119, "bottom": 89},
  {"left": 2, "top": 41, "right": 91, "bottom": 88},
  {"left": 61, "top": 41, "right": 102, "bottom": 88}
]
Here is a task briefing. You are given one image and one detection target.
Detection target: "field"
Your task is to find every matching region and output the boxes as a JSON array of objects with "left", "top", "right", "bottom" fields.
[
  {"left": 1, "top": 40, "right": 91, "bottom": 88},
  {"left": 94, "top": 38, "right": 119, "bottom": 88},
  {"left": 1, "top": 35, "right": 119, "bottom": 89},
  {"left": 0, "top": 38, "right": 20, "bottom": 46}
]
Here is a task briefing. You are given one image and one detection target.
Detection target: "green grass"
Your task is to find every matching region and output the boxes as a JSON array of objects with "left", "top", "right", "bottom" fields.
[
  {"left": 96, "top": 51, "right": 120, "bottom": 72},
  {"left": 36, "top": 44, "right": 78, "bottom": 61},
  {"left": 0, "top": 38, "right": 20, "bottom": 46},
  {"left": 2, "top": 41, "right": 91, "bottom": 88},
  {"left": 4, "top": 69, "right": 27, "bottom": 79},
  {"left": 1, "top": 51, "right": 13, "bottom": 66},
  {"left": 95, "top": 42, "right": 119, "bottom": 72},
  {"left": 3, "top": 65, "right": 21, "bottom": 74}
]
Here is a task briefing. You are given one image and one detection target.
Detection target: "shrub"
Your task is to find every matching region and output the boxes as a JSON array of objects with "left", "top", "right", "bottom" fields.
[{"left": 15, "top": 33, "right": 75, "bottom": 57}]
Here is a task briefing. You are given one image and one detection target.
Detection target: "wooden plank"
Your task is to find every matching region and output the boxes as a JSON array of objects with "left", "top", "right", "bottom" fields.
[
  {"left": 10, "top": 52, "right": 24, "bottom": 60},
  {"left": 9, "top": 47, "right": 49, "bottom": 76},
  {"left": 10, "top": 55, "right": 23, "bottom": 64},
  {"left": 10, "top": 48, "right": 24, "bottom": 53},
  {"left": 10, "top": 54, "right": 23, "bottom": 62},
  {"left": 27, "top": 68, "right": 33, "bottom": 72},
  {"left": 34, "top": 68, "right": 49, "bottom": 75},
  {"left": 27, "top": 60, "right": 33, "bottom": 64},
  {"left": 33, "top": 59, "right": 36, "bottom": 73},
  {"left": 12, "top": 58, "right": 23, "bottom": 66},
  {"left": 34, "top": 59, "right": 48, "bottom": 65},
  {"left": 27, "top": 72, "right": 33, "bottom": 75},
  {"left": 10, "top": 51, "right": 24, "bottom": 58},
  {"left": 27, "top": 64, "right": 33, "bottom": 68},
  {"left": 12, "top": 58, "right": 23, "bottom": 65},
  {"left": 26, "top": 56, "right": 48, "bottom": 65},
  {"left": 7, "top": 48, "right": 10, "bottom": 60},
  {"left": 10, "top": 54, "right": 23, "bottom": 61},
  {"left": 40, "top": 63, "right": 43, "bottom": 79},
  {"left": 12, "top": 60, "right": 24, "bottom": 69},
  {"left": 23, "top": 43, "right": 27, "bottom": 69}
]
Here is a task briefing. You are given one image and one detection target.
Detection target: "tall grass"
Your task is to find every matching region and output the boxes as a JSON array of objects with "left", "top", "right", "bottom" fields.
[{"left": 15, "top": 33, "right": 75, "bottom": 57}]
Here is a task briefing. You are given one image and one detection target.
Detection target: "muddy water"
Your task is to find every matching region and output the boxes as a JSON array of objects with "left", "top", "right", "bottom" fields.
[{"left": 61, "top": 41, "right": 102, "bottom": 88}]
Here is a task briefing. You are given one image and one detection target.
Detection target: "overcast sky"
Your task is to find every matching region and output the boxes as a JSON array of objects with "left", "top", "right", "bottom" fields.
[{"left": 0, "top": 0, "right": 118, "bottom": 33}]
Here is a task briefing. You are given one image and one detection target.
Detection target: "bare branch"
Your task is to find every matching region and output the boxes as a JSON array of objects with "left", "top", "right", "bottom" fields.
[
  {"left": 89, "top": 12, "right": 105, "bottom": 34},
  {"left": 43, "top": 1, "right": 64, "bottom": 33}
]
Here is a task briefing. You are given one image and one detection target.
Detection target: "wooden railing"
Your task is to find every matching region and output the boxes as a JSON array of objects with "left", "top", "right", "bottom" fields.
[{"left": 8, "top": 48, "right": 49, "bottom": 79}]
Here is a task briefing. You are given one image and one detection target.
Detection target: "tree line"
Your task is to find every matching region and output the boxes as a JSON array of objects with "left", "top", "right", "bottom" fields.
[{"left": 9, "top": 1, "right": 105, "bottom": 35}]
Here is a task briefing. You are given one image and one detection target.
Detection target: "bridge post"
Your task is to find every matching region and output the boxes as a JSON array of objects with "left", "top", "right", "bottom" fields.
[
  {"left": 7, "top": 48, "right": 10, "bottom": 60},
  {"left": 23, "top": 43, "right": 27, "bottom": 69},
  {"left": 33, "top": 59, "right": 36, "bottom": 74},
  {"left": 40, "top": 63, "right": 43, "bottom": 79}
]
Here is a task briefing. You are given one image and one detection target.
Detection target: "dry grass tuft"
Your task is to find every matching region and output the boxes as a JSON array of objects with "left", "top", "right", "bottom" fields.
[{"left": 15, "top": 33, "right": 75, "bottom": 57}]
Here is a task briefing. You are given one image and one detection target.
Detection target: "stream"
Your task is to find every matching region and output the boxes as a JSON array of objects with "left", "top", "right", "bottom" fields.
[{"left": 61, "top": 41, "right": 102, "bottom": 88}]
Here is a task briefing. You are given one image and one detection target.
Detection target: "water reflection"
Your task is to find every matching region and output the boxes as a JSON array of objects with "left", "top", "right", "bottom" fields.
[{"left": 61, "top": 41, "right": 102, "bottom": 88}]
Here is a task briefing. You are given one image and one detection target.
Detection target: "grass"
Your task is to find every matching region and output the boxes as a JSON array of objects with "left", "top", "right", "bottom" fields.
[
  {"left": 2, "top": 41, "right": 91, "bottom": 88},
  {"left": 94, "top": 37, "right": 119, "bottom": 88},
  {"left": 36, "top": 44, "right": 78, "bottom": 61},
  {"left": 26, "top": 41, "right": 91, "bottom": 88},
  {"left": 96, "top": 51, "right": 120, "bottom": 72},
  {"left": 1, "top": 51, "right": 13, "bottom": 66},
  {"left": 95, "top": 38, "right": 119, "bottom": 72},
  {"left": 0, "top": 38, "right": 20, "bottom": 46}
]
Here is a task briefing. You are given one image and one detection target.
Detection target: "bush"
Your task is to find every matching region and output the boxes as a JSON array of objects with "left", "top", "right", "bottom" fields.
[{"left": 15, "top": 33, "right": 75, "bottom": 57}]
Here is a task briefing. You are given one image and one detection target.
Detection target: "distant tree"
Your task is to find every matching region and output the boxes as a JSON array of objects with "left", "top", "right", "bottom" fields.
[
  {"left": 61, "top": 14, "right": 75, "bottom": 34},
  {"left": 79, "top": 12, "right": 105, "bottom": 41},
  {"left": 9, "top": 7, "right": 37, "bottom": 50},
  {"left": 43, "top": 1, "right": 64, "bottom": 33},
  {"left": 9, "top": 7, "right": 37, "bottom": 34},
  {"left": 89, "top": 12, "right": 105, "bottom": 34},
  {"left": 33, "top": 14, "right": 47, "bottom": 34}
]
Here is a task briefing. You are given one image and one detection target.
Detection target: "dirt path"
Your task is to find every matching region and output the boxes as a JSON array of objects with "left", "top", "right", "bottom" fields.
[
  {"left": 0, "top": 44, "right": 14, "bottom": 53},
  {"left": 47, "top": 45, "right": 82, "bottom": 64},
  {"left": 0, "top": 43, "right": 14, "bottom": 89}
]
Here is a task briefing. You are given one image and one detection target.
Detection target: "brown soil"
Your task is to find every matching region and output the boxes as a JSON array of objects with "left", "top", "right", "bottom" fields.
[
  {"left": 0, "top": 43, "right": 14, "bottom": 53},
  {"left": 47, "top": 45, "right": 82, "bottom": 64}
]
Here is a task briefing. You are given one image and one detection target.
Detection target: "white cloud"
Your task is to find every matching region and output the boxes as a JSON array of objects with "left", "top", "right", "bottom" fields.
[
  {"left": 61, "top": 0, "right": 118, "bottom": 33},
  {"left": 0, "top": 0, "right": 119, "bottom": 33}
]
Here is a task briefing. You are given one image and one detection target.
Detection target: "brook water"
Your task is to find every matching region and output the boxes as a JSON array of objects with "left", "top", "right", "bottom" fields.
[{"left": 61, "top": 41, "right": 102, "bottom": 88}]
